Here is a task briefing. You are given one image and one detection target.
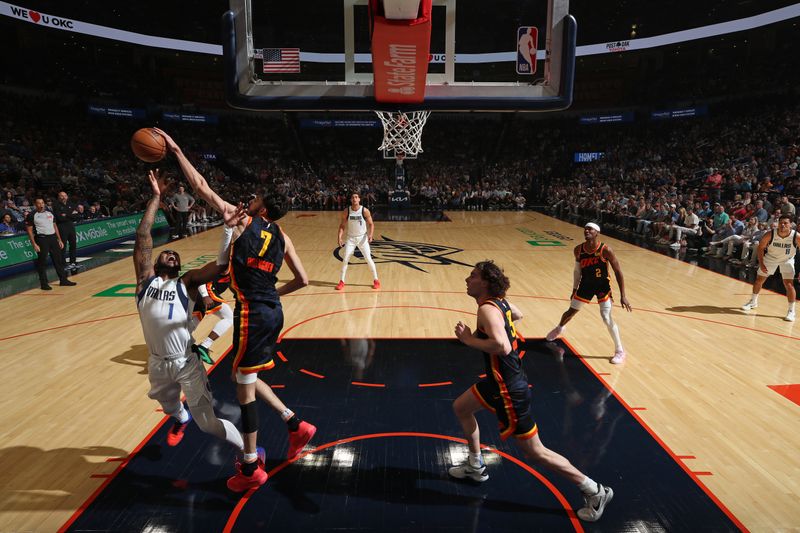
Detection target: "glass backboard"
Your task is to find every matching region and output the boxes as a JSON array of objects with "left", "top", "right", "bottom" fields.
[{"left": 223, "top": 0, "right": 575, "bottom": 112}]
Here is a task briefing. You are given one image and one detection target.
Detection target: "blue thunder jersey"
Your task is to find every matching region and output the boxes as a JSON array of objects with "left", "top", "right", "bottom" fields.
[
  {"left": 229, "top": 216, "right": 285, "bottom": 304},
  {"left": 136, "top": 276, "right": 194, "bottom": 357},
  {"left": 476, "top": 298, "right": 526, "bottom": 391}
]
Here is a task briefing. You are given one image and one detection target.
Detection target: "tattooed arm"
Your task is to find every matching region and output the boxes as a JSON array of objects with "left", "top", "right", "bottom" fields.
[{"left": 134, "top": 170, "right": 169, "bottom": 293}]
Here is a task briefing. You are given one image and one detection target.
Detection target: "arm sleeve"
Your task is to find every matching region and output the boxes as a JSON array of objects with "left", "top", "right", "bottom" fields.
[
  {"left": 197, "top": 283, "right": 209, "bottom": 297},
  {"left": 217, "top": 226, "right": 234, "bottom": 265}
]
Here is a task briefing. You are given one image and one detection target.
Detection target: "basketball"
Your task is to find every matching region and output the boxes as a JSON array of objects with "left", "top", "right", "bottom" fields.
[{"left": 131, "top": 128, "right": 166, "bottom": 163}]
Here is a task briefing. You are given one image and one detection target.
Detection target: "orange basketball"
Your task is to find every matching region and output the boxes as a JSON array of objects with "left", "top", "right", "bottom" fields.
[{"left": 131, "top": 128, "right": 166, "bottom": 163}]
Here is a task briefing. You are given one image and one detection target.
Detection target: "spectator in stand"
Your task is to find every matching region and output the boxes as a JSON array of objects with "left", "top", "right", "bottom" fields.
[
  {"left": 731, "top": 222, "right": 771, "bottom": 267},
  {"left": 714, "top": 216, "right": 758, "bottom": 258},
  {"left": 75, "top": 203, "right": 88, "bottom": 221},
  {"left": 697, "top": 201, "right": 712, "bottom": 219},
  {"left": 0, "top": 213, "right": 16, "bottom": 235},
  {"left": 752, "top": 200, "right": 769, "bottom": 222},
  {"left": 779, "top": 195, "right": 796, "bottom": 217},
  {"left": 670, "top": 206, "right": 700, "bottom": 248}
]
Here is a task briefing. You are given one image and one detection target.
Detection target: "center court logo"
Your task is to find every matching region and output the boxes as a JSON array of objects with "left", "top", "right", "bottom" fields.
[{"left": 333, "top": 235, "right": 471, "bottom": 272}]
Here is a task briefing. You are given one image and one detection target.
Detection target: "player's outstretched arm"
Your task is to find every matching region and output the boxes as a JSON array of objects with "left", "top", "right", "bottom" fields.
[
  {"left": 277, "top": 231, "right": 309, "bottom": 297},
  {"left": 603, "top": 245, "right": 632, "bottom": 312},
  {"left": 152, "top": 128, "right": 234, "bottom": 217},
  {"left": 182, "top": 204, "right": 247, "bottom": 290},
  {"left": 134, "top": 170, "right": 167, "bottom": 291}
]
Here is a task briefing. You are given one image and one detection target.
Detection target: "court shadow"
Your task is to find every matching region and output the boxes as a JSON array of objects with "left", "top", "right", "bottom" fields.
[
  {"left": 666, "top": 305, "right": 783, "bottom": 318},
  {"left": 0, "top": 445, "right": 128, "bottom": 511},
  {"left": 267, "top": 464, "right": 564, "bottom": 518},
  {"left": 110, "top": 344, "right": 149, "bottom": 374}
]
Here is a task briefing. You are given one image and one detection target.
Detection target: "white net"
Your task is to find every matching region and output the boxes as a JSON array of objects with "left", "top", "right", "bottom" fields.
[{"left": 375, "top": 110, "right": 431, "bottom": 156}]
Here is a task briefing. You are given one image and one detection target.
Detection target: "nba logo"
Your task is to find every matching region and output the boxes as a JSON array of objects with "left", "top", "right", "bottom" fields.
[{"left": 516, "top": 26, "right": 538, "bottom": 75}]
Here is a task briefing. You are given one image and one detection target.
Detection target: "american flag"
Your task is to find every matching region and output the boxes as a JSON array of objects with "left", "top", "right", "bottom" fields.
[{"left": 262, "top": 48, "right": 300, "bottom": 73}]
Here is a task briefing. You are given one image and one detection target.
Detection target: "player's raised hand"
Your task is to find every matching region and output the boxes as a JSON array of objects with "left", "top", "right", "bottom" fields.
[
  {"left": 147, "top": 169, "right": 171, "bottom": 196},
  {"left": 223, "top": 202, "right": 247, "bottom": 228},
  {"left": 151, "top": 128, "right": 179, "bottom": 153}
]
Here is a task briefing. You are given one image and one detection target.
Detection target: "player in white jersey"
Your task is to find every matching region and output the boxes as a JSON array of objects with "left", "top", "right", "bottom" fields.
[
  {"left": 336, "top": 193, "right": 380, "bottom": 290},
  {"left": 135, "top": 169, "right": 248, "bottom": 448},
  {"left": 741, "top": 215, "right": 800, "bottom": 321}
]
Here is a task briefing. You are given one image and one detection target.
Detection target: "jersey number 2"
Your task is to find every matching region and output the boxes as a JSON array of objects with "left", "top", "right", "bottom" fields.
[{"left": 259, "top": 230, "right": 273, "bottom": 257}]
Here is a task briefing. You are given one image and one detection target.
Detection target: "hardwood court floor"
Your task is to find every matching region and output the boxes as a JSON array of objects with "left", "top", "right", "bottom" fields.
[{"left": 0, "top": 211, "right": 797, "bottom": 532}]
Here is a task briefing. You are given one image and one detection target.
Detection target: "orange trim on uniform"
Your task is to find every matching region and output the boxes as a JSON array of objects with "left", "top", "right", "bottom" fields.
[
  {"left": 515, "top": 424, "right": 539, "bottom": 441},
  {"left": 491, "top": 353, "right": 518, "bottom": 440},
  {"left": 237, "top": 359, "right": 276, "bottom": 374},
  {"left": 204, "top": 304, "right": 223, "bottom": 315},
  {"left": 231, "top": 300, "right": 250, "bottom": 373},
  {"left": 573, "top": 294, "right": 592, "bottom": 303},
  {"left": 470, "top": 384, "right": 495, "bottom": 413},
  {"left": 208, "top": 291, "right": 225, "bottom": 304},
  {"left": 597, "top": 292, "right": 612, "bottom": 303}
]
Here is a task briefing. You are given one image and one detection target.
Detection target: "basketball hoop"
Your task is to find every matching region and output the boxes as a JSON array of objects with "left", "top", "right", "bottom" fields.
[{"left": 375, "top": 110, "right": 431, "bottom": 157}]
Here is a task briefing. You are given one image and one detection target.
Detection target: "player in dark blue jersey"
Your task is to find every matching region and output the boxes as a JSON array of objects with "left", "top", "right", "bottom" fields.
[
  {"left": 451, "top": 261, "right": 613, "bottom": 522},
  {"left": 546, "top": 222, "right": 632, "bottom": 364},
  {"left": 156, "top": 129, "right": 316, "bottom": 493}
]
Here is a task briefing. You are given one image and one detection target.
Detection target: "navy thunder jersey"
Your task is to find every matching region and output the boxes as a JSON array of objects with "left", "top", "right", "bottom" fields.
[
  {"left": 229, "top": 216, "right": 285, "bottom": 304},
  {"left": 477, "top": 298, "right": 525, "bottom": 389}
]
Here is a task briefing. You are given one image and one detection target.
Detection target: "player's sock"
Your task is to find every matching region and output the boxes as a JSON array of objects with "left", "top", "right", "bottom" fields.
[
  {"left": 286, "top": 415, "right": 301, "bottom": 432},
  {"left": 241, "top": 459, "right": 259, "bottom": 476},
  {"left": 578, "top": 476, "right": 599, "bottom": 495},
  {"left": 468, "top": 452, "right": 484, "bottom": 468},
  {"left": 200, "top": 338, "right": 213, "bottom": 349},
  {"left": 750, "top": 294, "right": 759, "bottom": 305}
]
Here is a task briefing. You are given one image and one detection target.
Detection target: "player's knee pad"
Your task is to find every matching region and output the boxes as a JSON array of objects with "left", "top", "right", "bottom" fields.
[
  {"left": 599, "top": 300, "right": 613, "bottom": 325},
  {"left": 241, "top": 401, "right": 259, "bottom": 434},
  {"left": 569, "top": 298, "right": 584, "bottom": 311}
]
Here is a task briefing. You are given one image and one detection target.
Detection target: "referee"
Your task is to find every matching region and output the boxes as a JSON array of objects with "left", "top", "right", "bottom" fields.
[
  {"left": 54, "top": 191, "right": 79, "bottom": 271},
  {"left": 25, "top": 197, "right": 77, "bottom": 290}
]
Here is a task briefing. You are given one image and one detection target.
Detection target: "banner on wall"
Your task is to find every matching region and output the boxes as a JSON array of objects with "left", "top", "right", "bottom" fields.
[{"left": 0, "top": 210, "right": 168, "bottom": 270}]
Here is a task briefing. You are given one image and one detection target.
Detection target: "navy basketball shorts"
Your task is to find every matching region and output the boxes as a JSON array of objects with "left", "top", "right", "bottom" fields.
[
  {"left": 471, "top": 379, "right": 538, "bottom": 441},
  {"left": 231, "top": 300, "right": 283, "bottom": 377}
]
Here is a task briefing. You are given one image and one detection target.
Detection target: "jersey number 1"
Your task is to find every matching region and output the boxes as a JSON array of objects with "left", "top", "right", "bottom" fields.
[{"left": 259, "top": 230, "right": 273, "bottom": 257}]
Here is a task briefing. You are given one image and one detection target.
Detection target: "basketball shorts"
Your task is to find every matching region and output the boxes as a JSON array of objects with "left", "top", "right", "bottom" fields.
[
  {"left": 471, "top": 380, "right": 538, "bottom": 441},
  {"left": 571, "top": 284, "right": 612, "bottom": 309},
  {"left": 343, "top": 234, "right": 371, "bottom": 258},
  {"left": 148, "top": 351, "right": 213, "bottom": 409},
  {"left": 760, "top": 258, "right": 795, "bottom": 279},
  {"left": 231, "top": 300, "right": 283, "bottom": 377}
]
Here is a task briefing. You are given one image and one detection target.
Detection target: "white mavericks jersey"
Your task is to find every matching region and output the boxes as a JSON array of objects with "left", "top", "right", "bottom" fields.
[
  {"left": 765, "top": 229, "right": 798, "bottom": 262},
  {"left": 347, "top": 206, "right": 366, "bottom": 237},
  {"left": 137, "top": 276, "right": 195, "bottom": 357}
]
